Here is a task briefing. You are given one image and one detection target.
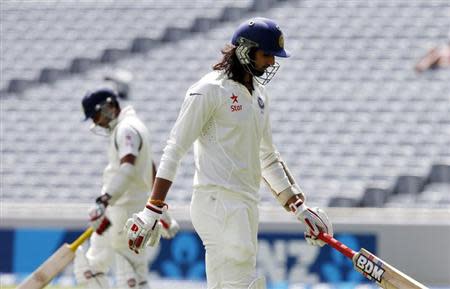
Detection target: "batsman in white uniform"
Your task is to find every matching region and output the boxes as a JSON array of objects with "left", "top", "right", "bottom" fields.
[
  {"left": 75, "top": 89, "right": 179, "bottom": 289},
  {"left": 125, "top": 18, "right": 333, "bottom": 289}
]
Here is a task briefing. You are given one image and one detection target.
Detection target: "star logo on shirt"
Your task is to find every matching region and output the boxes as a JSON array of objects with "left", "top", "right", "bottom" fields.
[{"left": 230, "top": 93, "right": 242, "bottom": 112}]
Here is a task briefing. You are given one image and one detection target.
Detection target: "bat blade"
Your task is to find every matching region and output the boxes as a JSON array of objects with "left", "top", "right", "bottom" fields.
[
  {"left": 354, "top": 248, "right": 428, "bottom": 289},
  {"left": 16, "top": 244, "right": 75, "bottom": 289},
  {"left": 16, "top": 227, "right": 93, "bottom": 289},
  {"left": 318, "top": 233, "right": 429, "bottom": 289}
]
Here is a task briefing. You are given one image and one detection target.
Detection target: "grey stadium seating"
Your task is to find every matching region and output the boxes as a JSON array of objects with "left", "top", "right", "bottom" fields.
[
  {"left": 1, "top": 0, "right": 253, "bottom": 92},
  {"left": 2, "top": 0, "right": 450, "bottom": 208}
]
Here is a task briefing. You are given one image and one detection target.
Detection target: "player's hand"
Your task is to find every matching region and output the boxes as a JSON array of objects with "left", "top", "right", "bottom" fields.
[
  {"left": 125, "top": 203, "right": 166, "bottom": 254},
  {"left": 290, "top": 200, "right": 333, "bottom": 247},
  {"left": 89, "top": 194, "right": 111, "bottom": 235},
  {"left": 160, "top": 210, "right": 180, "bottom": 239}
]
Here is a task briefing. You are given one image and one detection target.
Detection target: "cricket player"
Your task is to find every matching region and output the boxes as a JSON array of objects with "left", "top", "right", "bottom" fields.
[
  {"left": 125, "top": 17, "right": 333, "bottom": 289},
  {"left": 75, "top": 88, "right": 179, "bottom": 289}
]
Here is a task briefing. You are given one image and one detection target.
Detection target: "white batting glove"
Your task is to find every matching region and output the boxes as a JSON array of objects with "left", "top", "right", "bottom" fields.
[
  {"left": 125, "top": 203, "right": 165, "bottom": 254},
  {"left": 160, "top": 210, "right": 180, "bottom": 239},
  {"left": 89, "top": 194, "right": 111, "bottom": 235},
  {"left": 290, "top": 200, "right": 333, "bottom": 247}
]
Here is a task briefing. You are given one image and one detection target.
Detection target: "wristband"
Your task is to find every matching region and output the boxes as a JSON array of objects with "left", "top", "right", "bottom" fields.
[
  {"left": 145, "top": 202, "right": 167, "bottom": 214},
  {"left": 95, "top": 193, "right": 111, "bottom": 206},
  {"left": 149, "top": 199, "right": 168, "bottom": 208}
]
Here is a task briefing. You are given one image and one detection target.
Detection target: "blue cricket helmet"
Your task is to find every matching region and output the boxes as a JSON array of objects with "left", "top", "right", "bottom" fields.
[
  {"left": 82, "top": 88, "right": 118, "bottom": 120},
  {"left": 231, "top": 17, "right": 291, "bottom": 58}
]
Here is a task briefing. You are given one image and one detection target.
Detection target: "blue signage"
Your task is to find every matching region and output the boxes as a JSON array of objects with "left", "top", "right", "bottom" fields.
[
  {"left": 152, "top": 232, "right": 206, "bottom": 280},
  {"left": 0, "top": 229, "right": 376, "bottom": 285}
]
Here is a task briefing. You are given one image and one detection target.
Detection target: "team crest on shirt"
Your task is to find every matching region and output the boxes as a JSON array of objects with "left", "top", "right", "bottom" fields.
[{"left": 230, "top": 93, "right": 242, "bottom": 112}]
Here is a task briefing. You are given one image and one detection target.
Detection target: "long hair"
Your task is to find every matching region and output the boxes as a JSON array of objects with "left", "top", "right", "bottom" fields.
[{"left": 213, "top": 44, "right": 248, "bottom": 84}]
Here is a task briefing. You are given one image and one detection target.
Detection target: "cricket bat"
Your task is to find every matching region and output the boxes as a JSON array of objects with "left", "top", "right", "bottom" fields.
[
  {"left": 318, "top": 232, "right": 429, "bottom": 289},
  {"left": 17, "top": 227, "right": 93, "bottom": 289}
]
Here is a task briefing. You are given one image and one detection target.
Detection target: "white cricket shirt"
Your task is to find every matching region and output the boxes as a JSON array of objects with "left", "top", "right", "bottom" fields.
[
  {"left": 157, "top": 71, "right": 281, "bottom": 202},
  {"left": 102, "top": 106, "right": 153, "bottom": 206}
]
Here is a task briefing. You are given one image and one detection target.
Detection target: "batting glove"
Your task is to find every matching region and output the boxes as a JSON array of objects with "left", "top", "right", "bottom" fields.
[
  {"left": 160, "top": 210, "right": 180, "bottom": 239},
  {"left": 125, "top": 203, "right": 166, "bottom": 254},
  {"left": 89, "top": 194, "right": 111, "bottom": 235},
  {"left": 290, "top": 200, "right": 333, "bottom": 247}
]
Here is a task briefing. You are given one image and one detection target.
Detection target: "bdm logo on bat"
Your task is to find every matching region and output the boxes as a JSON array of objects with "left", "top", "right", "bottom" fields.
[{"left": 355, "top": 253, "right": 385, "bottom": 282}]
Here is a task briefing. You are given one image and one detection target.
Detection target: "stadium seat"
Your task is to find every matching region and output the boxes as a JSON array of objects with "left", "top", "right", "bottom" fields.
[
  {"left": 360, "top": 188, "right": 389, "bottom": 207},
  {"left": 392, "top": 176, "right": 426, "bottom": 195},
  {"left": 426, "top": 164, "right": 450, "bottom": 184},
  {"left": 2, "top": 0, "right": 450, "bottom": 207}
]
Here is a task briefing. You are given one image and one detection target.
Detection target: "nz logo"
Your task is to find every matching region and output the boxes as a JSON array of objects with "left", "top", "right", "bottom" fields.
[{"left": 355, "top": 253, "right": 385, "bottom": 283}]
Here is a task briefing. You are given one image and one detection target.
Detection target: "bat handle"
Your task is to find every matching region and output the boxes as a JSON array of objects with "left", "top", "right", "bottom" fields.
[
  {"left": 318, "top": 232, "right": 356, "bottom": 259},
  {"left": 69, "top": 227, "right": 94, "bottom": 252}
]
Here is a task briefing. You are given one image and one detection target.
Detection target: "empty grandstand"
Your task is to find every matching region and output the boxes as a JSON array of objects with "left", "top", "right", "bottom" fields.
[
  {"left": 2, "top": 0, "right": 450, "bottom": 288},
  {"left": 2, "top": 0, "right": 450, "bottom": 209}
]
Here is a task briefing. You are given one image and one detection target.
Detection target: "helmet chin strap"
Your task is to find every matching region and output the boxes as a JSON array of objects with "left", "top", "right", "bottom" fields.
[
  {"left": 89, "top": 123, "right": 110, "bottom": 137},
  {"left": 89, "top": 105, "right": 118, "bottom": 136},
  {"left": 108, "top": 118, "right": 118, "bottom": 130},
  {"left": 235, "top": 37, "right": 280, "bottom": 85},
  {"left": 246, "top": 59, "right": 280, "bottom": 85},
  {"left": 255, "top": 62, "right": 280, "bottom": 85},
  {"left": 242, "top": 59, "right": 280, "bottom": 85}
]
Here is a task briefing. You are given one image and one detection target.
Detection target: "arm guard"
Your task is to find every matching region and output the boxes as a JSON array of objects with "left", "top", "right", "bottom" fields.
[
  {"left": 262, "top": 160, "right": 305, "bottom": 211},
  {"left": 102, "top": 162, "right": 135, "bottom": 205}
]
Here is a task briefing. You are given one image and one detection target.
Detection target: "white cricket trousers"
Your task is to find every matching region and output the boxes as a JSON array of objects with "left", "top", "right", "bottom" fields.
[
  {"left": 86, "top": 203, "right": 149, "bottom": 285},
  {"left": 190, "top": 187, "right": 260, "bottom": 289}
]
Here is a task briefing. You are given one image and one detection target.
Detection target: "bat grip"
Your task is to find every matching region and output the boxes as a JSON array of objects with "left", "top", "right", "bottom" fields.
[
  {"left": 69, "top": 227, "right": 94, "bottom": 251},
  {"left": 318, "top": 232, "right": 356, "bottom": 259}
]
